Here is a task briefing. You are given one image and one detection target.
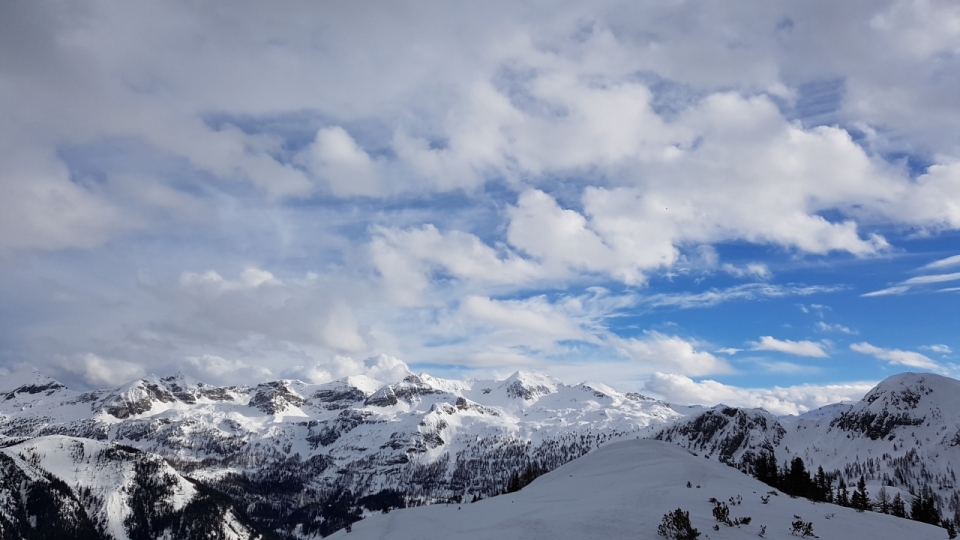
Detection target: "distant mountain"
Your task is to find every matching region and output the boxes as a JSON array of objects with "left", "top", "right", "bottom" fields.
[
  {"left": 3, "top": 370, "right": 960, "bottom": 538},
  {"left": 0, "top": 370, "right": 679, "bottom": 538}
]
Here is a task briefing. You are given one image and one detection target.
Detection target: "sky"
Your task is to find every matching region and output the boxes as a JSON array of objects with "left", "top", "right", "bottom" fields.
[{"left": 2, "top": 0, "right": 960, "bottom": 414}]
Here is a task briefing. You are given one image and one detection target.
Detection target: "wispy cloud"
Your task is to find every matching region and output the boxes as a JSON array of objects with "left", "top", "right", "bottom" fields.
[
  {"left": 850, "top": 342, "right": 942, "bottom": 371},
  {"left": 921, "top": 254, "right": 960, "bottom": 271},
  {"left": 642, "top": 284, "right": 844, "bottom": 310},
  {"left": 750, "top": 336, "right": 829, "bottom": 358},
  {"left": 815, "top": 321, "right": 856, "bottom": 334},
  {"left": 863, "top": 271, "right": 960, "bottom": 297},
  {"left": 920, "top": 344, "right": 952, "bottom": 355}
]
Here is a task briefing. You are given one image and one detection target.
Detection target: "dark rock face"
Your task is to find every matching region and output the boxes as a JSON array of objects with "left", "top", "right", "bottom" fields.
[
  {"left": 654, "top": 407, "right": 785, "bottom": 466},
  {"left": 249, "top": 381, "right": 306, "bottom": 414},
  {"left": 104, "top": 382, "right": 178, "bottom": 419},
  {"left": 830, "top": 375, "right": 935, "bottom": 440},
  {"left": 830, "top": 408, "right": 925, "bottom": 440},
  {"left": 2, "top": 381, "right": 67, "bottom": 401},
  {"left": 365, "top": 386, "right": 399, "bottom": 407},
  {"left": 310, "top": 387, "right": 367, "bottom": 411},
  {"left": 504, "top": 380, "right": 552, "bottom": 401}
]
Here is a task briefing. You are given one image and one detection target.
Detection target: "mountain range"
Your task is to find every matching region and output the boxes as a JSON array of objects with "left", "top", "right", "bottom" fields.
[{"left": 1, "top": 369, "right": 958, "bottom": 538}]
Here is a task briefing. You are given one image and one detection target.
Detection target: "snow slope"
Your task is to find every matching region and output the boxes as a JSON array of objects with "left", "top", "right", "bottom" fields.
[
  {"left": 333, "top": 438, "right": 942, "bottom": 540},
  {"left": 0, "top": 435, "right": 260, "bottom": 540},
  {"left": 656, "top": 372, "right": 960, "bottom": 523}
]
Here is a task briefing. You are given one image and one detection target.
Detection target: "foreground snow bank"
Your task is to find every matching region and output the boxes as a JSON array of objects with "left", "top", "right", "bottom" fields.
[{"left": 334, "top": 439, "right": 943, "bottom": 540}]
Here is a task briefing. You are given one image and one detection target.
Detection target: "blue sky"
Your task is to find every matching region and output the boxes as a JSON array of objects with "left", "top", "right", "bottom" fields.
[{"left": 2, "top": 1, "right": 960, "bottom": 414}]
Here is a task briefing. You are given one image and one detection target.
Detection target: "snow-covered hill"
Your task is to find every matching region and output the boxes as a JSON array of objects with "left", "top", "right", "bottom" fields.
[
  {"left": 332, "top": 438, "right": 943, "bottom": 540},
  {"left": 655, "top": 372, "right": 960, "bottom": 525}
]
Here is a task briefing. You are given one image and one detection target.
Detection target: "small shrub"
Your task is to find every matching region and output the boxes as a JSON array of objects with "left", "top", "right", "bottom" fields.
[
  {"left": 658, "top": 508, "right": 700, "bottom": 540},
  {"left": 790, "top": 515, "right": 815, "bottom": 538}
]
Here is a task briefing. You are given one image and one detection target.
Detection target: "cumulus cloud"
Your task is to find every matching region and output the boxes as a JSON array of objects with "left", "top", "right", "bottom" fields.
[
  {"left": 750, "top": 336, "right": 829, "bottom": 357},
  {"left": 297, "top": 126, "right": 381, "bottom": 197},
  {"left": 643, "top": 372, "right": 875, "bottom": 416},
  {"left": 850, "top": 342, "right": 942, "bottom": 371},
  {"left": 5, "top": 1, "right": 960, "bottom": 391},
  {"left": 58, "top": 353, "right": 146, "bottom": 387},
  {"left": 183, "top": 354, "right": 272, "bottom": 385},
  {"left": 614, "top": 332, "right": 732, "bottom": 377},
  {"left": 282, "top": 354, "right": 411, "bottom": 385}
]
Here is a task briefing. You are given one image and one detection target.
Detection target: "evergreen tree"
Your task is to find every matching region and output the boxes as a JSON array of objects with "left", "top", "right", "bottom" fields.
[
  {"left": 891, "top": 493, "right": 907, "bottom": 518},
  {"left": 753, "top": 450, "right": 778, "bottom": 488},
  {"left": 910, "top": 490, "right": 942, "bottom": 525},
  {"left": 781, "top": 457, "right": 813, "bottom": 499},
  {"left": 505, "top": 471, "right": 521, "bottom": 493},
  {"left": 835, "top": 478, "right": 850, "bottom": 507},
  {"left": 813, "top": 466, "right": 831, "bottom": 503},
  {"left": 851, "top": 475, "right": 871, "bottom": 512},
  {"left": 944, "top": 520, "right": 957, "bottom": 540}
]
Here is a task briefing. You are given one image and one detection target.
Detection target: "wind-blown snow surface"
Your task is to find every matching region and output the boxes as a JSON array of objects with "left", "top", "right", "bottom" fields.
[{"left": 332, "top": 439, "right": 941, "bottom": 540}]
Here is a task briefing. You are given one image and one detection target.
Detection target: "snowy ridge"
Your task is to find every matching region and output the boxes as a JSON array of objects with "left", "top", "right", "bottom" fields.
[
  {"left": 656, "top": 372, "right": 960, "bottom": 526},
  {"left": 332, "top": 439, "right": 942, "bottom": 540}
]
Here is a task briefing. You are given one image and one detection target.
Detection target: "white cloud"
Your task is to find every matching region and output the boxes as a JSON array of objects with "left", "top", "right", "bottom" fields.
[
  {"left": 922, "top": 254, "right": 960, "bottom": 271},
  {"left": 282, "top": 354, "right": 411, "bottom": 385},
  {"left": 721, "top": 263, "right": 772, "bottom": 280},
  {"left": 642, "top": 283, "right": 843, "bottom": 310},
  {"left": 850, "top": 342, "right": 942, "bottom": 371},
  {"left": 5, "top": 2, "right": 960, "bottom": 386},
  {"left": 920, "top": 344, "right": 952, "bottom": 354},
  {"left": 904, "top": 272, "right": 960, "bottom": 285},
  {"left": 715, "top": 347, "right": 742, "bottom": 356},
  {"left": 183, "top": 354, "right": 272, "bottom": 385},
  {"left": 643, "top": 372, "right": 875, "bottom": 416},
  {"left": 369, "top": 224, "right": 542, "bottom": 305},
  {"left": 460, "top": 295, "right": 589, "bottom": 346},
  {"left": 815, "top": 321, "right": 856, "bottom": 334},
  {"left": 750, "top": 336, "right": 829, "bottom": 357},
  {"left": 614, "top": 332, "right": 732, "bottom": 377},
  {"left": 297, "top": 126, "right": 381, "bottom": 197},
  {"left": 58, "top": 353, "right": 146, "bottom": 387},
  {"left": 861, "top": 285, "right": 911, "bottom": 297}
]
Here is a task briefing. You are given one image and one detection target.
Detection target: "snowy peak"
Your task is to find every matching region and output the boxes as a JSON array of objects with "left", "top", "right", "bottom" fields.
[
  {"left": 309, "top": 375, "right": 380, "bottom": 409},
  {"left": 831, "top": 372, "right": 960, "bottom": 440},
  {"left": 0, "top": 371, "right": 69, "bottom": 400},
  {"left": 499, "top": 371, "right": 561, "bottom": 401},
  {"left": 98, "top": 376, "right": 180, "bottom": 419},
  {"left": 248, "top": 380, "right": 305, "bottom": 414}
]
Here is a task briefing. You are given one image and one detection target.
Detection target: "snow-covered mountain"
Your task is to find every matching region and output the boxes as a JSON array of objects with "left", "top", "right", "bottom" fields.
[
  {"left": 0, "top": 369, "right": 679, "bottom": 538},
  {"left": 655, "top": 372, "right": 960, "bottom": 525},
  {"left": 2, "top": 369, "right": 960, "bottom": 538},
  {"left": 333, "top": 438, "right": 944, "bottom": 540}
]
